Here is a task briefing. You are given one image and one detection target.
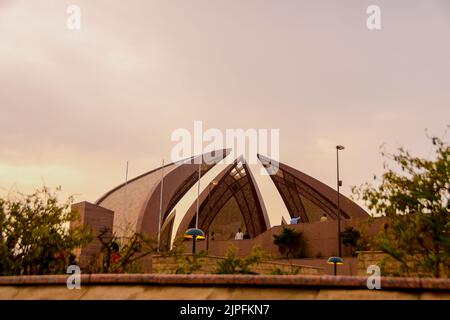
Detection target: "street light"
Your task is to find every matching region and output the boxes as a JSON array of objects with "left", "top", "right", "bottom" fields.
[
  {"left": 327, "top": 256, "right": 344, "bottom": 276},
  {"left": 336, "top": 145, "right": 345, "bottom": 257}
]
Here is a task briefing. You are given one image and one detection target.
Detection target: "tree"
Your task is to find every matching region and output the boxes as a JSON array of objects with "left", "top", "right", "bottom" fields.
[
  {"left": 87, "top": 230, "right": 157, "bottom": 273},
  {"left": 352, "top": 135, "right": 450, "bottom": 277},
  {"left": 340, "top": 226, "right": 361, "bottom": 256},
  {"left": 273, "top": 227, "right": 304, "bottom": 259},
  {"left": 0, "top": 186, "right": 94, "bottom": 275}
]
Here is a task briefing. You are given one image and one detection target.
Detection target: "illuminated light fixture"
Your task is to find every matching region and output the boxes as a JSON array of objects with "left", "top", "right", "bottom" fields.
[
  {"left": 184, "top": 228, "right": 205, "bottom": 254},
  {"left": 184, "top": 228, "right": 206, "bottom": 240},
  {"left": 327, "top": 256, "right": 344, "bottom": 276}
]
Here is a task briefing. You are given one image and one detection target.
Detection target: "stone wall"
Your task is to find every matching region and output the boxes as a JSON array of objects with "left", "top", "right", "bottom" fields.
[
  {"left": 357, "top": 251, "right": 449, "bottom": 277},
  {"left": 151, "top": 255, "right": 322, "bottom": 275},
  {"left": 71, "top": 202, "right": 114, "bottom": 265},
  {"left": 357, "top": 251, "right": 392, "bottom": 276},
  {"left": 278, "top": 257, "right": 359, "bottom": 276}
]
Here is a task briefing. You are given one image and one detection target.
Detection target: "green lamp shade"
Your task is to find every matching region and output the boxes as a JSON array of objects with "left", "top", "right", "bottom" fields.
[
  {"left": 184, "top": 228, "right": 206, "bottom": 240},
  {"left": 327, "top": 256, "right": 344, "bottom": 265}
]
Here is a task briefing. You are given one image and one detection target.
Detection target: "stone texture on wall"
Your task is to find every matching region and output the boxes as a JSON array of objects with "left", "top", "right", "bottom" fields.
[
  {"left": 357, "top": 251, "right": 449, "bottom": 277},
  {"left": 357, "top": 251, "right": 393, "bottom": 276},
  {"left": 151, "top": 255, "right": 322, "bottom": 275},
  {"left": 278, "top": 258, "right": 359, "bottom": 276}
]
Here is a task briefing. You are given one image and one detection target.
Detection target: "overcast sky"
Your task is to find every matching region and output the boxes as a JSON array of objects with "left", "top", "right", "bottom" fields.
[{"left": 1, "top": 0, "right": 449, "bottom": 226}]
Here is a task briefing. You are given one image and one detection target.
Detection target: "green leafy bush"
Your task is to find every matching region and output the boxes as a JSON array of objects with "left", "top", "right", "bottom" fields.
[
  {"left": 215, "top": 245, "right": 267, "bottom": 274},
  {"left": 273, "top": 227, "right": 304, "bottom": 258},
  {"left": 162, "top": 237, "right": 207, "bottom": 274},
  {"left": 352, "top": 135, "right": 450, "bottom": 277},
  {"left": 0, "top": 186, "right": 93, "bottom": 275},
  {"left": 270, "top": 266, "right": 301, "bottom": 275},
  {"left": 341, "top": 226, "right": 361, "bottom": 256}
]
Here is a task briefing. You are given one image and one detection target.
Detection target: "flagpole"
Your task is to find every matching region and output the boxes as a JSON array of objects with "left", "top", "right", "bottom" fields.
[
  {"left": 196, "top": 160, "right": 201, "bottom": 229},
  {"left": 157, "top": 159, "right": 164, "bottom": 252},
  {"left": 122, "top": 161, "right": 129, "bottom": 244}
]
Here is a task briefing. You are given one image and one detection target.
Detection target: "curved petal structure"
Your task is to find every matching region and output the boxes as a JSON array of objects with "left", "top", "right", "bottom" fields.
[
  {"left": 176, "top": 156, "right": 270, "bottom": 239},
  {"left": 96, "top": 149, "right": 230, "bottom": 237},
  {"left": 257, "top": 154, "right": 368, "bottom": 222},
  {"left": 159, "top": 210, "right": 176, "bottom": 252}
]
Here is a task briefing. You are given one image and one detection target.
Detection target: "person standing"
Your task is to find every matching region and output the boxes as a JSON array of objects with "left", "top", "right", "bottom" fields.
[{"left": 234, "top": 228, "right": 244, "bottom": 240}]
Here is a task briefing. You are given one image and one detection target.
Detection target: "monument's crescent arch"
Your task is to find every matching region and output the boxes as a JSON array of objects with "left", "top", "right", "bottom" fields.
[
  {"left": 257, "top": 154, "right": 368, "bottom": 222},
  {"left": 95, "top": 149, "right": 230, "bottom": 237},
  {"left": 176, "top": 156, "right": 270, "bottom": 239}
]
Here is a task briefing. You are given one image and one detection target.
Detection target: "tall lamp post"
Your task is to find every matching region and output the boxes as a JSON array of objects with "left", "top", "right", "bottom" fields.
[{"left": 336, "top": 145, "right": 345, "bottom": 257}]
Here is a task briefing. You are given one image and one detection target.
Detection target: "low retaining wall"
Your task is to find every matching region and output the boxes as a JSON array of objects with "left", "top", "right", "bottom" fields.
[
  {"left": 151, "top": 255, "right": 322, "bottom": 275},
  {"left": 357, "top": 251, "right": 449, "bottom": 277},
  {"left": 358, "top": 251, "right": 394, "bottom": 276},
  {"left": 0, "top": 274, "right": 449, "bottom": 300},
  {"left": 278, "top": 258, "right": 359, "bottom": 276}
]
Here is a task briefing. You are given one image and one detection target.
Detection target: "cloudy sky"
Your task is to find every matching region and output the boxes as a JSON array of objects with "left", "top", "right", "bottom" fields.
[{"left": 1, "top": 0, "right": 449, "bottom": 226}]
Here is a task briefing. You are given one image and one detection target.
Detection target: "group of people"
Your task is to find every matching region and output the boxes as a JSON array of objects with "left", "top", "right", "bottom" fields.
[
  {"left": 234, "top": 228, "right": 250, "bottom": 240},
  {"left": 208, "top": 229, "right": 250, "bottom": 241},
  {"left": 290, "top": 213, "right": 329, "bottom": 224}
]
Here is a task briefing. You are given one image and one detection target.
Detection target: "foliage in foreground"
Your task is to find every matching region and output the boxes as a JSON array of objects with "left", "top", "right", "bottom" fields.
[
  {"left": 163, "top": 237, "right": 207, "bottom": 274},
  {"left": 85, "top": 230, "right": 158, "bottom": 273},
  {"left": 215, "top": 244, "right": 268, "bottom": 274},
  {"left": 270, "top": 266, "right": 302, "bottom": 275},
  {"left": 0, "top": 187, "right": 93, "bottom": 275},
  {"left": 273, "top": 227, "right": 304, "bottom": 259},
  {"left": 352, "top": 135, "right": 450, "bottom": 277},
  {"left": 340, "top": 226, "right": 361, "bottom": 257}
]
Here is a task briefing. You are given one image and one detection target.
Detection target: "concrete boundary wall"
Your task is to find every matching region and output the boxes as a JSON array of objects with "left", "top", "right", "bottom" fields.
[{"left": 0, "top": 275, "right": 449, "bottom": 300}]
